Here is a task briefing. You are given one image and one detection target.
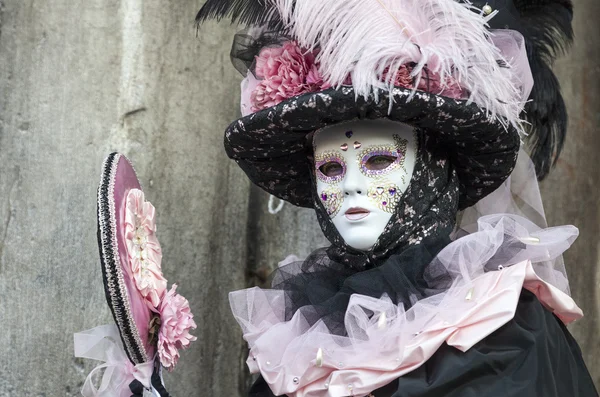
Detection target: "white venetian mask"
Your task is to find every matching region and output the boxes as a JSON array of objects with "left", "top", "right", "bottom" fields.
[{"left": 313, "top": 119, "right": 417, "bottom": 251}]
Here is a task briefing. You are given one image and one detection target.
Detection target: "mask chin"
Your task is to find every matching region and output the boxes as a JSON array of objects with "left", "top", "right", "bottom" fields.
[
  {"left": 333, "top": 221, "right": 380, "bottom": 251},
  {"left": 313, "top": 119, "right": 418, "bottom": 252}
]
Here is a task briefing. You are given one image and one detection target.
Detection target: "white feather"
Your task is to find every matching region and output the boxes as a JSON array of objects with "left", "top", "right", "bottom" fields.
[{"left": 269, "top": 0, "right": 524, "bottom": 129}]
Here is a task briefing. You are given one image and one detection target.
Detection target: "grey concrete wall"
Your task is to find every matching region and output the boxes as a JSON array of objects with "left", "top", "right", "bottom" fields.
[
  {"left": 541, "top": 0, "right": 600, "bottom": 385},
  {"left": 0, "top": 0, "right": 597, "bottom": 396},
  {"left": 0, "top": 1, "right": 250, "bottom": 395}
]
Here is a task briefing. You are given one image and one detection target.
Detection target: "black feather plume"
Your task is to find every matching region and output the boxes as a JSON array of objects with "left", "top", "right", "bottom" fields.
[
  {"left": 195, "top": 0, "right": 281, "bottom": 28},
  {"left": 513, "top": 0, "right": 574, "bottom": 179}
]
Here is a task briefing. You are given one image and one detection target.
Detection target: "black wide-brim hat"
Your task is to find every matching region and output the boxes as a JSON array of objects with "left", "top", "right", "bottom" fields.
[
  {"left": 199, "top": 0, "right": 574, "bottom": 208},
  {"left": 225, "top": 86, "right": 519, "bottom": 210}
]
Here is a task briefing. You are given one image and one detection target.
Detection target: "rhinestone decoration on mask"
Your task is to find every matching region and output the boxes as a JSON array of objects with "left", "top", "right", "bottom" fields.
[
  {"left": 359, "top": 134, "right": 409, "bottom": 214},
  {"left": 315, "top": 150, "right": 346, "bottom": 215},
  {"left": 367, "top": 180, "right": 402, "bottom": 213},
  {"left": 312, "top": 129, "right": 460, "bottom": 270},
  {"left": 357, "top": 135, "right": 408, "bottom": 179},
  {"left": 320, "top": 187, "right": 343, "bottom": 217},
  {"left": 316, "top": 127, "right": 413, "bottom": 223}
]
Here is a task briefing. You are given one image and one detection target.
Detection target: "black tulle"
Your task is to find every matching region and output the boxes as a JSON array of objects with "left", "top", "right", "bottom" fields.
[
  {"left": 128, "top": 369, "right": 170, "bottom": 397},
  {"left": 151, "top": 372, "right": 171, "bottom": 397},
  {"left": 249, "top": 290, "right": 599, "bottom": 397},
  {"left": 230, "top": 31, "right": 289, "bottom": 76},
  {"left": 128, "top": 379, "right": 144, "bottom": 397},
  {"left": 271, "top": 235, "right": 452, "bottom": 336}
]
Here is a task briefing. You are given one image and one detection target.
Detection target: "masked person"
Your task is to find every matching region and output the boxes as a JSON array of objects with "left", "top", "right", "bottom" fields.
[{"left": 196, "top": 0, "right": 598, "bottom": 396}]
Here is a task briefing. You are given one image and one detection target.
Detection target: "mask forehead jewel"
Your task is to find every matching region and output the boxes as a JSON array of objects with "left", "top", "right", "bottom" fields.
[{"left": 345, "top": 130, "right": 353, "bottom": 138}]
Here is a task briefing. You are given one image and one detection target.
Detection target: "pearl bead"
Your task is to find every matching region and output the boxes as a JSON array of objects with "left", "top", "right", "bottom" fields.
[
  {"left": 315, "top": 348, "right": 323, "bottom": 367},
  {"left": 465, "top": 287, "right": 474, "bottom": 301},
  {"left": 293, "top": 377, "right": 300, "bottom": 384},
  {"left": 483, "top": 4, "right": 493, "bottom": 15},
  {"left": 377, "top": 312, "right": 387, "bottom": 330}
]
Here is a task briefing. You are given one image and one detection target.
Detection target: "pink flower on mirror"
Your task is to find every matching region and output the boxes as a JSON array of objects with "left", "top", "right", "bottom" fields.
[
  {"left": 157, "top": 284, "right": 197, "bottom": 371},
  {"left": 125, "top": 189, "right": 167, "bottom": 309}
]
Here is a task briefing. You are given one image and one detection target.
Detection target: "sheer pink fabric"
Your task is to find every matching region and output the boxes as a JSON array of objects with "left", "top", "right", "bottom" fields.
[
  {"left": 74, "top": 325, "right": 154, "bottom": 397},
  {"left": 489, "top": 29, "right": 533, "bottom": 113},
  {"left": 229, "top": 151, "right": 580, "bottom": 397},
  {"left": 456, "top": 149, "right": 570, "bottom": 294},
  {"left": 231, "top": 260, "right": 579, "bottom": 397}
]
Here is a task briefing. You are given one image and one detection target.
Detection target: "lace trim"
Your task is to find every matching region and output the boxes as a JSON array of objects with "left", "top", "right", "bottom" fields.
[{"left": 97, "top": 152, "right": 148, "bottom": 364}]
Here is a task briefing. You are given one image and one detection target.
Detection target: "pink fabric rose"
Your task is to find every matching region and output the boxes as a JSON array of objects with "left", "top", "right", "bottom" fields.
[
  {"left": 306, "top": 64, "right": 331, "bottom": 91},
  {"left": 157, "top": 284, "right": 197, "bottom": 371},
  {"left": 417, "top": 70, "right": 466, "bottom": 99},
  {"left": 251, "top": 42, "right": 328, "bottom": 112},
  {"left": 251, "top": 77, "right": 304, "bottom": 112},
  {"left": 383, "top": 65, "right": 414, "bottom": 89},
  {"left": 254, "top": 46, "right": 286, "bottom": 79},
  {"left": 248, "top": 41, "right": 468, "bottom": 112},
  {"left": 125, "top": 189, "right": 167, "bottom": 309}
]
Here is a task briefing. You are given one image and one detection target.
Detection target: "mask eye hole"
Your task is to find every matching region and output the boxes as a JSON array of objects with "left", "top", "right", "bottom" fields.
[
  {"left": 365, "top": 155, "right": 397, "bottom": 171},
  {"left": 319, "top": 161, "right": 344, "bottom": 177},
  {"left": 315, "top": 151, "right": 346, "bottom": 183}
]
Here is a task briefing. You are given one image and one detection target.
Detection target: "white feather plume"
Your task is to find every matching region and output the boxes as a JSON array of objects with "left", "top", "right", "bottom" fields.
[{"left": 269, "top": 0, "right": 525, "bottom": 128}]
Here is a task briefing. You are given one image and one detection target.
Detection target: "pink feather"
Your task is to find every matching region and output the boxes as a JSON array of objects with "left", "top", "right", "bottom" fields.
[{"left": 270, "top": 0, "right": 527, "bottom": 130}]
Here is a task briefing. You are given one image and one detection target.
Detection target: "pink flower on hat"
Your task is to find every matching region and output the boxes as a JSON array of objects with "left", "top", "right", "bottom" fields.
[
  {"left": 249, "top": 42, "right": 468, "bottom": 112},
  {"left": 157, "top": 284, "right": 197, "bottom": 371},
  {"left": 383, "top": 65, "right": 414, "bottom": 89},
  {"left": 251, "top": 42, "right": 328, "bottom": 112},
  {"left": 125, "top": 189, "right": 167, "bottom": 309},
  {"left": 254, "top": 46, "right": 285, "bottom": 78},
  {"left": 251, "top": 77, "right": 304, "bottom": 112},
  {"left": 417, "top": 69, "right": 466, "bottom": 99},
  {"left": 306, "top": 64, "right": 331, "bottom": 91}
]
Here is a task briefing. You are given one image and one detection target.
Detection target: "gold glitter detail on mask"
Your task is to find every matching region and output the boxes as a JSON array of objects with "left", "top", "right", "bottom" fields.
[
  {"left": 315, "top": 150, "right": 346, "bottom": 184},
  {"left": 367, "top": 180, "right": 402, "bottom": 213},
  {"left": 356, "top": 134, "right": 409, "bottom": 178},
  {"left": 319, "top": 187, "right": 344, "bottom": 217}
]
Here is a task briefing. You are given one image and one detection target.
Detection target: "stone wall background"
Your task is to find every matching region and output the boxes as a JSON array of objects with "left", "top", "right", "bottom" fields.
[{"left": 0, "top": 0, "right": 597, "bottom": 395}]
